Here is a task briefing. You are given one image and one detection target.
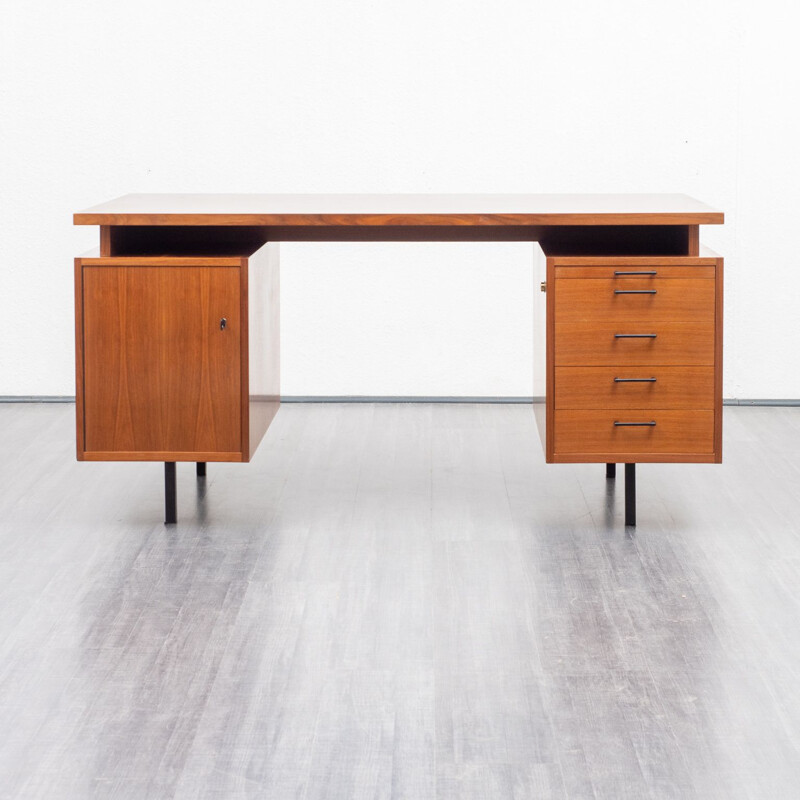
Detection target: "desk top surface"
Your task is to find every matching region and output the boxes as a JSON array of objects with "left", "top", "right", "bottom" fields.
[{"left": 75, "top": 194, "right": 723, "bottom": 226}]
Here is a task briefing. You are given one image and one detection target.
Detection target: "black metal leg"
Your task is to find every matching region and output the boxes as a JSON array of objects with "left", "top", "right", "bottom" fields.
[
  {"left": 165, "top": 462, "right": 177, "bottom": 525},
  {"left": 624, "top": 463, "right": 636, "bottom": 527},
  {"left": 196, "top": 462, "right": 206, "bottom": 478},
  {"left": 606, "top": 463, "right": 616, "bottom": 479}
]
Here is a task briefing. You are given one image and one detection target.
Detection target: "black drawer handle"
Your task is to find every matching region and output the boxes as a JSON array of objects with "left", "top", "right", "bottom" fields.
[
  {"left": 614, "top": 421, "right": 657, "bottom": 427},
  {"left": 614, "top": 289, "right": 657, "bottom": 295},
  {"left": 614, "top": 377, "right": 657, "bottom": 383},
  {"left": 614, "top": 333, "right": 657, "bottom": 339},
  {"left": 614, "top": 270, "right": 657, "bottom": 276}
]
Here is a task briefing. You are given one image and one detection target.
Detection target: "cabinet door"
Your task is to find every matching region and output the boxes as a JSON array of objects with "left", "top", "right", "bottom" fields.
[{"left": 81, "top": 264, "right": 242, "bottom": 458}]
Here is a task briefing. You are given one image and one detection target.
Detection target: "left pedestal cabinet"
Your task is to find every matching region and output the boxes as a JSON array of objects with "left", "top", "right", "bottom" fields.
[{"left": 74, "top": 244, "right": 279, "bottom": 463}]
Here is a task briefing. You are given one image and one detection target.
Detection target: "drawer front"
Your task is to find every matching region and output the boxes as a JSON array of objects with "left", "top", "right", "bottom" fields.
[
  {"left": 555, "top": 366, "right": 715, "bottom": 410},
  {"left": 555, "top": 278, "right": 715, "bottom": 325},
  {"left": 555, "top": 322, "right": 715, "bottom": 366},
  {"left": 554, "top": 410, "right": 715, "bottom": 456},
  {"left": 554, "top": 265, "right": 715, "bottom": 280}
]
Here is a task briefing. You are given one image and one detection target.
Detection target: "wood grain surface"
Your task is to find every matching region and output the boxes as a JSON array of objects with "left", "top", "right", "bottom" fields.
[
  {"left": 554, "top": 278, "right": 716, "bottom": 326},
  {"left": 80, "top": 263, "right": 242, "bottom": 457},
  {"left": 554, "top": 366, "right": 715, "bottom": 410},
  {"left": 554, "top": 410, "right": 715, "bottom": 458},
  {"left": 714, "top": 254, "right": 724, "bottom": 461},
  {"left": 554, "top": 322, "right": 715, "bottom": 366},
  {"left": 74, "top": 193, "right": 724, "bottom": 227},
  {"left": 544, "top": 254, "right": 721, "bottom": 463},
  {"left": 553, "top": 265, "right": 715, "bottom": 279}
]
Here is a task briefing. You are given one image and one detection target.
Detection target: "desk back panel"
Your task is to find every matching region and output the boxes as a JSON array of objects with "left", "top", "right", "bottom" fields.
[{"left": 102, "top": 223, "right": 696, "bottom": 251}]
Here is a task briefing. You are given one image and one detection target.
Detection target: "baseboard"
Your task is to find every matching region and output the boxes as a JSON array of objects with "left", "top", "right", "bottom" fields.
[
  {"left": 3, "top": 395, "right": 800, "bottom": 407},
  {"left": 722, "top": 398, "right": 800, "bottom": 407},
  {"left": 0, "top": 396, "right": 76, "bottom": 403}
]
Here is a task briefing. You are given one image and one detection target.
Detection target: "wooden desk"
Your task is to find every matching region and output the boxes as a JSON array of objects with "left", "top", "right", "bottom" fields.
[{"left": 74, "top": 194, "right": 724, "bottom": 525}]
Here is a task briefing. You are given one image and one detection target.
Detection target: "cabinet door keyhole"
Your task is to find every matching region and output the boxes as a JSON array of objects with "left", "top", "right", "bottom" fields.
[{"left": 220, "top": 317, "right": 227, "bottom": 330}]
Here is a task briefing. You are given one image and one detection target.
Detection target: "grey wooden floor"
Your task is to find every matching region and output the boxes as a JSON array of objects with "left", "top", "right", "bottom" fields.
[{"left": 1, "top": 403, "right": 800, "bottom": 799}]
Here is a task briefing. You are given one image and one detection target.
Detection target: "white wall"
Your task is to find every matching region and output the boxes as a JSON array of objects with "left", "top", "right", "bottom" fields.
[{"left": 1, "top": 0, "right": 797, "bottom": 399}]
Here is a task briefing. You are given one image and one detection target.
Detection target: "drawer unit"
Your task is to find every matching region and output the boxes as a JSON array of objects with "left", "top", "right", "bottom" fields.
[{"left": 539, "top": 254, "right": 722, "bottom": 464}]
